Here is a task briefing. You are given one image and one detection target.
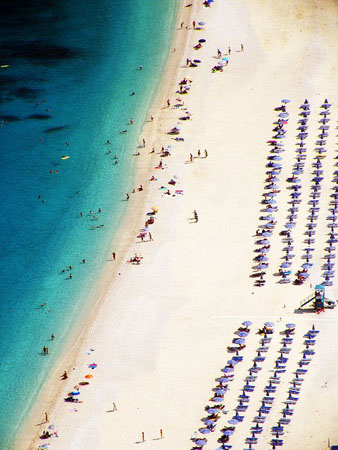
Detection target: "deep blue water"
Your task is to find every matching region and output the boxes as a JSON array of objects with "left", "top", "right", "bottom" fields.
[{"left": 0, "top": 1, "right": 178, "bottom": 447}]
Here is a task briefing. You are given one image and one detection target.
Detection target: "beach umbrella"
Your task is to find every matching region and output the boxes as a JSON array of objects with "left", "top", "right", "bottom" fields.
[
  {"left": 281, "top": 99, "right": 290, "bottom": 103},
  {"left": 262, "top": 231, "right": 272, "bottom": 237},
  {"left": 228, "top": 419, "right": 239, "bottom": 425},
  {"left": 88, "top": 363, "right": 97, "bottom": 369},
  {"left": 70, "top": 391, "right": 80, "bottom": 396},
  {"left": 238, "top": 331, "right": 249, "bottom": 337},
  {"left": 234, "top": 338, "right": 245, "bottom": 344},
  {"left": 199, "top": 428, "right": 211, "bottom": 434},
  {"left": 279, "top": 113, "right": 289, "bottom": 118},
  {"left": 195, "top": 439, "right": 207, "bottom": 446},
  {"left": 193, "top": 60, "right": 201, "bottom": 64},
  {"left": 85, "top": 374, "right": 93, "bottom": 379},
  {"left": 281, "top": 262, "right": 291, "bottom": 268},
  {"left": 256, "top": 263, "right": 268, "bottom": 269},
  {"left": 215, "top": 388, "right": 226, "bottom": 395},
  {"left": 242, "top": 320, "right": 252, "bottom": 327},
  {"left": 223, "top": 430, "right": 234, "bottom": 436},
  {"left": 228, "top": 359, "right": 240, "bottom": 365},
  {"left": 198, "top": 21, "right": 206, "bottom": 25},
  {"left": 222, "top": 367, "right": 234, "bottom": 373},
  {"left": 265, "top": 322, "right": 275, "bottom": 327},
  {"left": 222, "top": 57, "right": 229, "bottom": 61},
  {"left": 207, "top": 408, "right": 220, "bottom": 414},
  {"left": 198, "top": 39, "right": 206, "bottom": 43},
  {"left": 286, "top": 323, "right": 296, "bottom": 328}
]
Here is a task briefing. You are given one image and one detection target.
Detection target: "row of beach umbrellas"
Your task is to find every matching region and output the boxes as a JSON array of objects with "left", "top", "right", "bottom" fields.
[
  {"left": 279, "top": 100, "right": 311, "bottom": 283},
  {"left": 268, "top": 325, "right": 319, "bottom": 449},
  {"left": 252, "top": 100, "right": 291, "bottom": 287},
  {"left": 239, "top": 323, "right": 294, "bottom": 448},
  {"left": 190, "top": 322, "right": 251, "bottom": 449},
  {"left": 320, "top": 113, "right": 338, "bottom": 286},
  {"left": 293, "top": 99, "right": 332, "bottom": 285},
  {"left": 214, "top": 322, "right": 275, "bottom": 450}
]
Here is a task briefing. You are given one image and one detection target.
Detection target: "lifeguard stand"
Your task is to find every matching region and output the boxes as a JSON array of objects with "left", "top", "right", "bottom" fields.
[{"left": 314, "top": 284, "right": 325, "bottom": 311}]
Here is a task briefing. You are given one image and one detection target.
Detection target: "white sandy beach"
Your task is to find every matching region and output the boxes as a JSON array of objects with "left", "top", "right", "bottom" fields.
[{"left": 18, "top": 0, "right": 338, "bottom": 449}]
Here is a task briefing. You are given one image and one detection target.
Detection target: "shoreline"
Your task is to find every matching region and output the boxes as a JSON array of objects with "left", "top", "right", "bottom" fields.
[
  {"left": 14, "top": 1, "right": 194, "bottom": 448},
  {"left": 16, "top": 0, "right": 338, "bottom": 449}
]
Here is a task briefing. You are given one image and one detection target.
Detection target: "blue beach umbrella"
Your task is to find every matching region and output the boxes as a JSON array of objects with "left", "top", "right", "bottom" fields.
[
  {"left": 223, "top": 366, "right": 234, "bottom": 372},
  {"left": 228, "top": 419, "right": 239, "bottom": 425},
  {"left": 195, "top": 439, "right": 207, "bottom": 446},
  {"left": 199, "top": 428, "right": 211, "bottom": 434},
  {"left": 223, "top": 430, "right": 234, "bottom": 436},
  {"left": 265, "top": 322, "right": 275, "bottom": 327},
  {"left": 238, "top": 331, "right": 249, "bottom": 337},
  {"left": 281, "top": 99, "right": 290, "bottom": 103},
  {"left": 256, "top": 263, "right": 268, "bottom": 269},
  {"left": 216, "top": 388, "right": 226, "bottom": 395},
  {"left": 206, "top": 407, "right": 219, "bottom": 414},
  {"left": 279, "top": 113, "right": 289, "bottom": 118},
  {"left": 286, "top": 323, "right": 296, "bottom": 328},
  {"left": 281, "top": 262, "right": 291, "bottom": 268}
]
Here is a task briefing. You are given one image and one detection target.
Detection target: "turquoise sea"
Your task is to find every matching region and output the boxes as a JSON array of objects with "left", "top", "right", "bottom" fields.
[{"left": 0, "top": 1, "right": 178, "bottom": 447}]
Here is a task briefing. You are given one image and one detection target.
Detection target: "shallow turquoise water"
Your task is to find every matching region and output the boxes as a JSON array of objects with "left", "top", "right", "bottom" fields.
[{"left": 0, "top": 1, "right": 178, "bottom": 447}]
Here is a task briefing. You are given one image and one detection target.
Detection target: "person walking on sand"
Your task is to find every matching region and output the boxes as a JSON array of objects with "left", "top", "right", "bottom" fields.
[
  {"left": 190, "top": 153, "right": 194, "bottom": 163},
  {"left": 194, "top": 210, "right": 198, "bottom": 222},
  {"left": 180, "top": 21, "right": 184, "bottom": 29},
  {"left": 241, "top": 43, "right": 244, "bottom": 52},
  {"left": 149, "top": 232, "right": 153, "bottom": 241},
  {"left": 160, "top": 429, "right": 163, "bottom": 439},
  {"left": 142, "top": 432, "right": 145, "bottom": 442},
  {"left": 112, "top": 252, "right": 116, "bottom": 260},
  {"left": 228, "top": 46, "right": 231, "bottom": 55},
  {"left": 112, "top": 402, "right": 117, "bottom": 411},
  {"left": 45, "top": 412, "right": 49, "bottom": 423},
  {"left": 126, "top": 193, "right": 129, "bottom": 200},
  {"left": 204, "top": 149, "right": 208, "bottom": 158},
  {"left": 192, "top": 20, "right": 196, "bottom": 29},
  {"left": 142, "top": 138, "right": 146, "bottom": 147},
  {"left": 167, "top": 98, "right": 170, "bottom": 107}
]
